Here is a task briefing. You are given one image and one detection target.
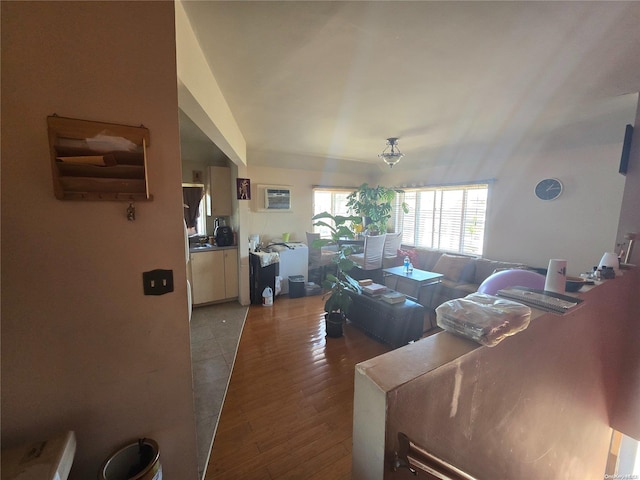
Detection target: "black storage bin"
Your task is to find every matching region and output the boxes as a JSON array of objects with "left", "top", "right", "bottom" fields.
[
  {"left": 305, "top": 282, "right": 322, "bottom": 296},
  {"left": 288, "top": 275, "right": 305, "bottom": 298},
  {"left": 250, "top": 253, "right": 279, "bottom": 305}
]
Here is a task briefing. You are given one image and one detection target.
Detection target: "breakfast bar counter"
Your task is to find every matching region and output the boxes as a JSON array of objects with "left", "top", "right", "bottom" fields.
[{"left": 352, "top": 268, "right": 639, "bottom": 479}]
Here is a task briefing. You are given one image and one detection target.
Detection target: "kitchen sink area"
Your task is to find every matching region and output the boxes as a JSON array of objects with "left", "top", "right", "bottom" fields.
[{"left": 190, "top": 243, "right": 214, "bottom": 250}]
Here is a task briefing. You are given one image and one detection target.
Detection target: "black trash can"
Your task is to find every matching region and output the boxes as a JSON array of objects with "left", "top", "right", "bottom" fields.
[{"left": 288, "top": 275, "right": 305, "bottom": 298}]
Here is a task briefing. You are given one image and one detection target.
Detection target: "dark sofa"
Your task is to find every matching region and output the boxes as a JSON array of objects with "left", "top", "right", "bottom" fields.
[{"left": 384, "top": 248, "right": 530, "bottom": 329}]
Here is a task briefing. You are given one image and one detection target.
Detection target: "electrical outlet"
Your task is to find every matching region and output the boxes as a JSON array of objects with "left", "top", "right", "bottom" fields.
[{"left": 143, "top": 269, "right": 174, "bottom": 295}]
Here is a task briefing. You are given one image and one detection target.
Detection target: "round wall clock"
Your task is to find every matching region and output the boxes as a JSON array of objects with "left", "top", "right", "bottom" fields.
[{"left": 534, "top": 178, "right": 563, "bottom": 201}]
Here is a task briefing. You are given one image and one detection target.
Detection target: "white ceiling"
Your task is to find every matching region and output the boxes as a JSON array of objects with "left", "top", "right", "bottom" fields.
[{"left": 179, "top": 1, "right": 640, "bottom": 169}]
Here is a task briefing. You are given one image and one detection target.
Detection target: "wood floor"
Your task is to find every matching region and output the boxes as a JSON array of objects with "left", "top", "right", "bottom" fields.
[{"left": 204, "top": 294, "right": 391, "bottom": 479}]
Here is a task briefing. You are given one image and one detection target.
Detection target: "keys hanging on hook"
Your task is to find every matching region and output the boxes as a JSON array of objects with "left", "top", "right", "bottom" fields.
[{"left": 127, "top": 202, "right": 136, "bottom": 221}]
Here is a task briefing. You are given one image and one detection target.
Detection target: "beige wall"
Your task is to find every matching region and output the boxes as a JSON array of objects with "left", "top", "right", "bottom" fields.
[
  {"left": 238, "top": 94, "right": 638, "bottom": 276},
  {"left": 183, "top": 92, "right": 638, "bottom": 284},
  {"left": 612, "top": 100, "right": 640, "bottom": 440},
  {"left": 1, "top": 2, "right": 197, "bottom": 479},
  {"left": 175, "top": 0, "right": 639, "bottom": 299},
  {"left": 381, "top": 94, "right": 638, "bottom": 275},
  {"left": 244, "top": 164, "right": 374, "bottom": 246},
  {"left": 176, "top": 0, "right": 246, "bottom": 167},
  {"left": 616, "top": 99, "right": 640, "bottom": 265}
]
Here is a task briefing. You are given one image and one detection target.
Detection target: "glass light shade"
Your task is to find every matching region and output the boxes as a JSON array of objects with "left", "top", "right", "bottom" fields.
[
  {"left": 380, "top": 152, "right": 404, "bottom": 166},
  {"left": 378, "top": 138, "right": 404, "bottom": 167}
]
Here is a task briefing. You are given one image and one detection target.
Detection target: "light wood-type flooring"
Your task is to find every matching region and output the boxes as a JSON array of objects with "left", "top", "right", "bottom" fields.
[{"left": 204, "top": 294, "right": 391, "bottom": 479}]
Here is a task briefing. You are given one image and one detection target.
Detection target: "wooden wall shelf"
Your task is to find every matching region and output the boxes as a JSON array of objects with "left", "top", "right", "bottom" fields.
[{"left": 47, "top": 115, "right": 153, "bottom": 201}]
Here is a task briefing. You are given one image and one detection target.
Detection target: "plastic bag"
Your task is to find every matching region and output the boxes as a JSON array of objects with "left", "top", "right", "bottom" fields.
[{"left": 435, "top": 292, "right": 531, "bottom": 347}]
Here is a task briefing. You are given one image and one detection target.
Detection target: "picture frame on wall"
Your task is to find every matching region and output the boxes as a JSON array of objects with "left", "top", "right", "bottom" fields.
[{"left": 237, "top": 178, "right": 251, "bottom": 200}]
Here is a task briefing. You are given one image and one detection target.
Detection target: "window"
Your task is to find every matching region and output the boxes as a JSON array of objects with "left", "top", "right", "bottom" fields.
[
  {"left": 395, "top": 183, "right": 488, "bottom": 255},
  {"left": 312, "top": 188, "right": 353, "bottom": 238},
  {"left": 182, "top": 184, "right": 207, "bottom": 236}
]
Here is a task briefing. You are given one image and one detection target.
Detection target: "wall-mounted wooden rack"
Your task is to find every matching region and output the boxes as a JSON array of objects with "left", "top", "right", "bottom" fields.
[{"left": 47, "top": 115, "right": 152, "bottom": 201}]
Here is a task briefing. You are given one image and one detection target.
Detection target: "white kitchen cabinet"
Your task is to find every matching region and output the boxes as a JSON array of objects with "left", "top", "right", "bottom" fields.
[
  {"left": 190, "top": 248, "right": 238, "bottom": 305},
  {"left": 209, "top": 166, "right": 232, "bottom": 217}
]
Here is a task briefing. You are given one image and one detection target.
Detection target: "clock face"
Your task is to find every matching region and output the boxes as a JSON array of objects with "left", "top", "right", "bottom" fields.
[{"left": 535, "top": 178, "right": 563, "bottom": 200}]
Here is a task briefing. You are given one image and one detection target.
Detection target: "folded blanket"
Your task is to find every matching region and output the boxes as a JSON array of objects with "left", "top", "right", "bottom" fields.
[
  {"left": 435, "top": 293, "right": 531, "bottom": 347},
  {"left": 253, "top": 251, "right": 280, "bottom": 267}
]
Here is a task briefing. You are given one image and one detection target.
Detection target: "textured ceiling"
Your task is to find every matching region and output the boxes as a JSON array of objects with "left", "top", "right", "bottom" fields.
[{"left": 180, "top": 1, "right": 640, "bottom": 169}]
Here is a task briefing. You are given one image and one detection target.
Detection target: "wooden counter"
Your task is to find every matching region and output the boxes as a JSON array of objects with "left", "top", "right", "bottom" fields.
[{"left": 353, "top": 269, "right": 639, "bottom": 479}]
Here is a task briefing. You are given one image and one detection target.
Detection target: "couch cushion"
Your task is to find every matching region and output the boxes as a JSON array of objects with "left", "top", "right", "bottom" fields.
[
  {"left": 453, "top": 282, "right": 478, "bottom": 295},
  {"left": 459, "top": 260, "right": 476, "bottom": 283},
  {"left": 432, "top": 254, "right": 473, "bottom": 281},
  {"left": 423, "top": 281, "right": 477, "bottom": 309},
  {"left": 473, "top": 258, "right": 528, "bottom": 284},
  {"left": 428, "top": 282, "right": 463, "bottom": 309},
  {"left": 383, "top": 255, "right": 402, "bottom": 269},
  {"left": 417, "top": 249, "right": 443, "bottom": 271},
  {"left": 439, "top": 278, "right": 461, "bottom": 289}
]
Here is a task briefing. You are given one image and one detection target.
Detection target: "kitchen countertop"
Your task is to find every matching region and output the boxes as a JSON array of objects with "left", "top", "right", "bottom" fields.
[{"left": 189, "top": 244, "right": 237, "bottom": 253}]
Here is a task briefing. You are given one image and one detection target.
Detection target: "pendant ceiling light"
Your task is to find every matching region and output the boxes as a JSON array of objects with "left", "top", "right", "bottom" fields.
[{"left": 378, "top": 137, "right": 404, "bottom": 168}]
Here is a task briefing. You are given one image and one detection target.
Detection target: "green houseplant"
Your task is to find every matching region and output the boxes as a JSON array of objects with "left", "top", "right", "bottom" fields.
[
  {"left": 311, "top": 211, "right": 362, "bottom": 337},
  {"left": 345, "top": 183, "right": 408, "bottom": 234}
]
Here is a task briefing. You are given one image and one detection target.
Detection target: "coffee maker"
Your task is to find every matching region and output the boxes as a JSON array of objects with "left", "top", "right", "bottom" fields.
[{"left": 214, "top": 218, "right": 234, "bottom": 246}]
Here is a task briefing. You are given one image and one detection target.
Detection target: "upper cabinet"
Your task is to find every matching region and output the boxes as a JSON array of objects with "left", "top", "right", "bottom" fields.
[
  {"left": 47, "top": 115, "right": 152, "bottom": 201},
  {"left": 209, "top": 166, "right": 231, "bottom": 216}
]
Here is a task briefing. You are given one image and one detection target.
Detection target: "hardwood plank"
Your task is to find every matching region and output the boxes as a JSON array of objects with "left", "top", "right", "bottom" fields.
[
  {"left": 267, "top": 442, "right": 349, "bottom": 479},
  {"left": 204, "top": 295, "right": 390, "bottom": 479},
  {"left": 306, "top": 453, "right": 354, "bottom": 480}
]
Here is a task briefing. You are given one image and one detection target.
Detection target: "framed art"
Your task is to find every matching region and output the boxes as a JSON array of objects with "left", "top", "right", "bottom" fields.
[{"left": 237, "top": 178, "right": 251, "bottom": 200}]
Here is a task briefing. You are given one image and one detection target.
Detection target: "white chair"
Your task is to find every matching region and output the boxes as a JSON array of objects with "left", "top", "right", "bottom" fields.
[
  {"left": 349, "top": 234, "right": 386, "bottom": 277},
  {"left": 306, "top": 232, "right": 337, "bottom": 283},
  {"left": 383, "top": 231, "right": 403, "bottom": 267}
]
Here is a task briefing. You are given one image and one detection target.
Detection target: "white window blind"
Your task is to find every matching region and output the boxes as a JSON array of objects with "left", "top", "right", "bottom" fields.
[{"left": 395, "top": 184, "right": 488, "bottom": 255}]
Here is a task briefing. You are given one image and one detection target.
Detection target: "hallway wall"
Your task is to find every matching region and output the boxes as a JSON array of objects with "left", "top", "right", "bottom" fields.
[{"left": 1, "top": 2, "right": 197, "bottom": 478}]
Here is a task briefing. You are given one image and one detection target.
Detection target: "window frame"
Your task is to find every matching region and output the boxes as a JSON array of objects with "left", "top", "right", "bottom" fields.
[
  {"left": 312, "top": 187, "right": 357, "bottom": 238},
  {"left": 394, "top": 183, "right": 489, "bottom": 256},
  {"left": 182, "top": 183, "right": 207, "bottom": 236}
]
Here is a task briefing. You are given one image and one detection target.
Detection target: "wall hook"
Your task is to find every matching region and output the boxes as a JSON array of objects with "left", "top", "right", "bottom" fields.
[{"left": 127, "top": 202, "right": 136, "bottom": 221}]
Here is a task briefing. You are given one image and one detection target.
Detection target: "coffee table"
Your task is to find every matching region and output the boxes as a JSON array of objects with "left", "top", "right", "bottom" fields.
[
  {"left": 383, "top": 266, "right": 444, "bottom": 330},
  {"left": 383, "top": 266, "right": 443, "bottom": 301}
]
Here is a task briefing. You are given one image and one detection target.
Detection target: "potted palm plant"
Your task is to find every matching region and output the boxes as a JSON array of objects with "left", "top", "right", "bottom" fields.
[
  {"left": 311, "top": 211, "right": 362, "bottom": 337},
  {"left": 345, "top": 183, "right": 408, "bottom": 234}
]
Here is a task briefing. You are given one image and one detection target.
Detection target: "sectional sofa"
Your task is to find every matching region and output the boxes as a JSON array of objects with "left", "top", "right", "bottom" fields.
[{"left": 383, "top": 248, "right": 531, "bottom": 329}]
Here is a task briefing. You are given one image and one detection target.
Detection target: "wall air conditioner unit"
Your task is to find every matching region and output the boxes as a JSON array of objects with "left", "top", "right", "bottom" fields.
[{"left": 264, "top": 187, "right": 292, "bottom": 210}]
